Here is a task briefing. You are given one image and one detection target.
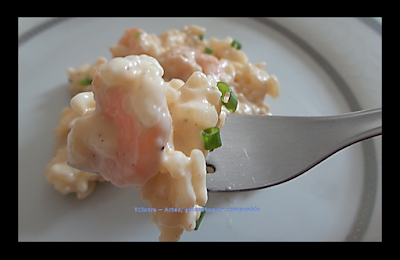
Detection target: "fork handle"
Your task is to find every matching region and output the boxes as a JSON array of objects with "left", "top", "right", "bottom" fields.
[
  {"left": 330, "top": 108, "right": 382, "bottom": 149},
  {"left": 206, "top": 108, "right": 381, "bottom": 192}
]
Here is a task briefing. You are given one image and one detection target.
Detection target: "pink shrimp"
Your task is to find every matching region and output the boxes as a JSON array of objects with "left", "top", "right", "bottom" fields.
[
  {"left": 159, "top": 46, "right": 221, "bottom": 82},
  {"left": 67, "top": 60, "right": 172, "bottom": 187},
  {"left": 113, "top": 27, "right": 151, "bottom": 57}
]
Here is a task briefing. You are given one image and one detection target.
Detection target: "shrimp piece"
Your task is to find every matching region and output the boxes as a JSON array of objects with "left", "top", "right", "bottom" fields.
[
  {"left": 67, "top": 55, "right": 172, "bottom": 187},
  {"left": 110, "top": 28, "right": 164, "bottom": 58},
  {"left": 159, "top": 46, "right": 221, "bottom": 82},
  {"left": 117, "top": 28, "right": 147, "bottom": 54}
]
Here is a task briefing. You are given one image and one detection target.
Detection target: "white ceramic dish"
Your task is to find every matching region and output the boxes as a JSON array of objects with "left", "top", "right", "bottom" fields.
[{"left": 18, "top": 18, "right": 382, "bottom": 241}]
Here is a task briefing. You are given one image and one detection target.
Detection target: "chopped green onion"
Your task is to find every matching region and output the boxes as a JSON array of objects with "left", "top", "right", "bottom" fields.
[
  {"left": 204, "top": 47, "right": 213, "bottom": 55},
  {"left": 231, "top": 40, "right": 242, "bottom": 50},
  {"left": 202, "top": 127, "right": 222, "bottom": 150},
  {"left": 217, "top": 82, "right": 238, "bottom": 112},
  {"left": 194, "top": 208, "right": 206, "bottom": 231},
  {"left": 198, "top": 34, "right": 204, "bottom": 41},
  {"left": 133, "top": 32, "right": 141, "bottom": 39},
  {"left": 78, "top": 77, "right": 93, "bottom": 86}
]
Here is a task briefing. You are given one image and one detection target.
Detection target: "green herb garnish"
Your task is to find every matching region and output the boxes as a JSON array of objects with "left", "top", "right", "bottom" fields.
[
  {"left": 198, "top": 34, "right": 204, "bottom": 41},
  {"left": 194, "top": 208, "right": 206, "bottom": 231},
  {"left": 133, "top": 32, "right": 141, "bottom": 39},
  {"left": 217, "top": 82, "right": 238, "bottom": 112},
  {"left": 231, "top": 39, "right": 242, "bottom": 50},
  {"left": 204, "top": 47, "right": 213, "bottom": 55},
  {"left": 202, "top": 127, "right": 222, "bottom": 150},
  {"left": 78, "top": 77, "right": 93, "bottom": 86}
]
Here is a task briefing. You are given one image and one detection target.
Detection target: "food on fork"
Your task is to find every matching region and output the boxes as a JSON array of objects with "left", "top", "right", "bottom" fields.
[
  {"left": 45, "top": 25, "right": 279, "bottom": 241},
  {"left": 68, "top": 55, "right": 172, "bottom": 187},
  {"left": 68, "top": 55, "right": 223, "bottom": 240}
]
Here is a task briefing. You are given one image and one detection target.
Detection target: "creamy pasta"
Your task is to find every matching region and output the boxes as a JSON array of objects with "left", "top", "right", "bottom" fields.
[
  {"left": 46, "top": 25, "right": 279, "bottom": 241},
  {"left": 67, "top": 57, "right": 108, "bottom": 95},
  {"left": 110, "top": 25, "right": 279, "bottom": 114},
  {"left": 46, "top": 107, "right": 105, "bottom": 199}
]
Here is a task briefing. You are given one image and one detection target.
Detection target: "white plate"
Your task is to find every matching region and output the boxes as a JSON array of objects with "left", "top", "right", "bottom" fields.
[{"left": 18, "top": 18, "right": 382, "bottom": 241}]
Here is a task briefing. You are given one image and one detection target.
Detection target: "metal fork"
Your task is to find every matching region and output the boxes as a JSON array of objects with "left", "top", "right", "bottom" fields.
[{"left": 206, "top": 108, "right": 382, "bottom": 192}]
